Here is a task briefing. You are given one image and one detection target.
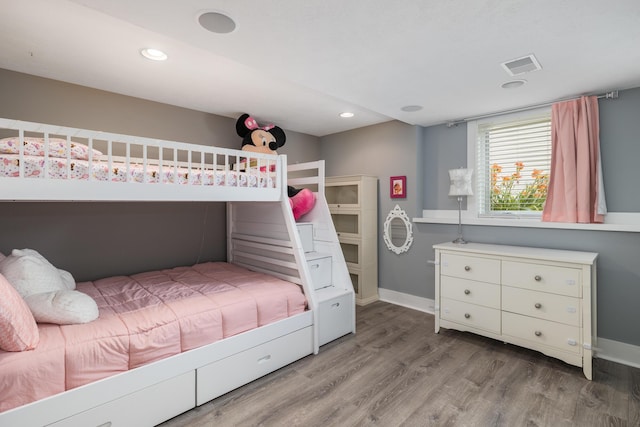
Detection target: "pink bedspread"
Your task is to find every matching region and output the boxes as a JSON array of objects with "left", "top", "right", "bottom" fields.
[{"left": 0, "top": 262, "right": 307, "bottom": 413}]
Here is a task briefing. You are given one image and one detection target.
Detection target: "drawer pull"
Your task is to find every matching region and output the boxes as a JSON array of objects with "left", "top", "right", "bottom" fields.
[
  {"left": 534, "top": 303, "right": 542, "bottom": 309},
  {"left": 97, "top": 423, "right": 112, "bottom": 427},
  {"left": 332, "top": 302, "right": 341, "bottom": 308},
  {"left": 464, "top": 313, "right": 471, "bottom": 319},
  {"left": 534, "top": 275, "right": 542, "bottom": 281},
  {"left": 257, "top": 355, "right": 272, "bottom": 364},
  {"left": 464, "top": 266, "right": 471, "bottom": 271},
  {"left": 310, "top": 263, "right": 320, "bottom": 269},
  {"left": 534, "top": 330, "right": 542, "bottom": 337},
  {"left": 464, "top": 289, "right": 470, "bottom": 295}
]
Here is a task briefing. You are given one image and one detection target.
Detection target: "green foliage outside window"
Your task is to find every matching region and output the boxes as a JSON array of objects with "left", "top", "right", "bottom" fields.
[{"left": 490, "top": 162, "right": 549, "bottom": 211}]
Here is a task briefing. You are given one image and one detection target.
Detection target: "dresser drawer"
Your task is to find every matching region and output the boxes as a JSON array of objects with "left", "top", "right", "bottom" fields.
[
  {"left": 502, "top": 312, "right": 581, "bottom": 355},
  {"left": 502, "top": 260, "right": 581, "bottom": 297},
  {"left": 440, "top": 297, "right": 501, "bottom": 334},
  {"left": 440, "top": 253, "right": 500, "bottom": 284},
  {"left": 441, "top": 276, "right": 500, "bottom": 309},
  {"left": 502, "top": 286, "right": 581, "bottom": 326}
]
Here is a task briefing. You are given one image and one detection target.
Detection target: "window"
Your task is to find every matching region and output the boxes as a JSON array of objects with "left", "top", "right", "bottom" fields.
[{"left": 474, "top": 110, "right": 551, "bottom": 217}]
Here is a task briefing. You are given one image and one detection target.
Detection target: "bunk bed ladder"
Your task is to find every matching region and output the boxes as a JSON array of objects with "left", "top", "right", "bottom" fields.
[{"left": 227, "top": 160, "right": 356, "bottom": 353}]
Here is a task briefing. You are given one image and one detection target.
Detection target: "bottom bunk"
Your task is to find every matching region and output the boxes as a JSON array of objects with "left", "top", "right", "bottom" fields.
[
  {"left": 0, "top": 160, "right": 355, "bottom": 427},
  {"left": 0, "top": 260, "right": 313, "bottom": 427}
]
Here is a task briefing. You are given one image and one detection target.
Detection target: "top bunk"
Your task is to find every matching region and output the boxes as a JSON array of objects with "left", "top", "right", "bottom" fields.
[{"left": 0, "top": 118, "right": 284, "bottom": 202}]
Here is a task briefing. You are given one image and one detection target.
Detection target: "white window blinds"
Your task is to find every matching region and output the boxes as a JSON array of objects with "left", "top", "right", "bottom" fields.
[{"left": 476, "top": 114, "right": 552, "bottom": 216}]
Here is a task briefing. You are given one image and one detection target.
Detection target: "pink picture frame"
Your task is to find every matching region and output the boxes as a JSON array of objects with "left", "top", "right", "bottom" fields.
[{"left": 390, "top": 176, "right": 406, "bottom": 198}]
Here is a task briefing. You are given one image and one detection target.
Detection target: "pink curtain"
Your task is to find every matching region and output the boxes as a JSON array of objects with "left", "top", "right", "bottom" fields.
[{"left": 542, "top": 96, "right": 606, "bottom": 223}]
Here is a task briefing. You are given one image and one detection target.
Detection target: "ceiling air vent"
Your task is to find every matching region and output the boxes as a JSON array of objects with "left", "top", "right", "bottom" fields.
[{"left": 501, "top": 54, "right": 542, "bottom": 76}]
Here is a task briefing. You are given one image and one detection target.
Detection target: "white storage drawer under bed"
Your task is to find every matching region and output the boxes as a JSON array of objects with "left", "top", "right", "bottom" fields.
[
  {"left": 196, "top": 326, "right": 313, "bottom": 405},
  {"left": 50, "top": 371, "right": 195, "bottom": 427}
]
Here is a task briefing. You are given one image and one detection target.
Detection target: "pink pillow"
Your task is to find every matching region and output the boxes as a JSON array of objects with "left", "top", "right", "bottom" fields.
[{"left": 0, "top": 273, "right": 39, "bottom": 351}]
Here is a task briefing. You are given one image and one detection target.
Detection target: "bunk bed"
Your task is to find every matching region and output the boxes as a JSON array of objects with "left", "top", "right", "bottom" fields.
[{"left": 0, "top": 118, "right": 355, "bottom": 427}]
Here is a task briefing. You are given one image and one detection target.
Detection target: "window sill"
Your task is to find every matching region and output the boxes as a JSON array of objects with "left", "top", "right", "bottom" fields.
[{"left": 414, "top": 210, "right": 640, "bottom": 233}]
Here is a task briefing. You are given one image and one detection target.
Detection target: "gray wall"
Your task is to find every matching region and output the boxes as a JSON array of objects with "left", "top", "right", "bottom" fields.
[
  {"left": 2, "top": 67, "right": 638, "bottom": 348},
  {"left": 0, "top": 69, "right": 320, "bottom": 280},
  {"left": 321, "top": 121, "right": 428, "bottom": 299},
  {"left": 321, "top": 87, "right": 640, "bottom": 348}
]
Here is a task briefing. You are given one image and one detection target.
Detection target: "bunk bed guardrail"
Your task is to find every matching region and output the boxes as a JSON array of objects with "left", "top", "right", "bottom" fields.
[{"left": 0, "top": 118, "right": 283, "bottom": 202}]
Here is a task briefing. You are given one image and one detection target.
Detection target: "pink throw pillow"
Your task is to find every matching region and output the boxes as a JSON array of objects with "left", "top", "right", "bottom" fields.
[{"left": 0, "top": 273, "right": 39, "bottom": 351}]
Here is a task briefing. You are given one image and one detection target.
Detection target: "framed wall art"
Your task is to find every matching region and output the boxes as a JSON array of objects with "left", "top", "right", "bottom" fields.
[{"left": 390, "top": 176, "right": 406, "bottom": 198}]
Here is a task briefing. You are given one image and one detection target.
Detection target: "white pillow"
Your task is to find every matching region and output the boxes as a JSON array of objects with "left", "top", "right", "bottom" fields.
[
  {"left": 24, "top": 291, "right": 98, "bottom": 325},
  {"left": 0, "top": 249, "right": 98, "bottom": 324}
]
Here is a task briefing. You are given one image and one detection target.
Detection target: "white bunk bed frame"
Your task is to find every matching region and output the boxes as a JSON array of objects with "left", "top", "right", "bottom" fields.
[{"left": 0, "top": 119, "right": 355, "bottom": 427}]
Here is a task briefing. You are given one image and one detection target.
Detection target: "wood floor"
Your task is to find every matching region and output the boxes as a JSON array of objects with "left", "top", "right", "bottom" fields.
[{"left": 160, "top": 301, "right": 640, "bottom": 427}]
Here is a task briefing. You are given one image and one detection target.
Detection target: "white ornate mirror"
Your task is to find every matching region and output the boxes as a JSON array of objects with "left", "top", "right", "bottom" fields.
[{"left": 383, "top": 204, "right": 414, "bottom": 255}]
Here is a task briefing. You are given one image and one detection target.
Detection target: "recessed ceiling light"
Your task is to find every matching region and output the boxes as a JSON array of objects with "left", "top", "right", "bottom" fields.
[
  {"left": 140, "top": 48, "right": 168, "bottom": 61},
  {"left": 401, "top": 105, "right": 423, "bottom": 112},
  {"left": 198, "top": 11, "right": 236, "bottom": 34},
  {"left": 501, "top": 79, "right": 527, "bottom": 89},
  {"left": 339, "top": 112, "right": 354, "bottom": 118}
]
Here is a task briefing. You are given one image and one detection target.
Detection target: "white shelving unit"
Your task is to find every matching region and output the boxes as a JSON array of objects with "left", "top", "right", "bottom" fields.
[{"left": 325, "top": 175, "right": 378, "bottom": 306}]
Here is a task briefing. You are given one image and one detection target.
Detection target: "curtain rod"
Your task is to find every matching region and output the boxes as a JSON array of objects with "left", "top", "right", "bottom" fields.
[{"left": 446, "top": 90, "right": 619, "bottom": 128}]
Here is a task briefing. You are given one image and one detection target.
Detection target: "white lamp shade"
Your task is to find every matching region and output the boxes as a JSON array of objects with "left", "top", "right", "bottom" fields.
[{"left": 448, "top": 168, "right": 473, "bottom": 196}]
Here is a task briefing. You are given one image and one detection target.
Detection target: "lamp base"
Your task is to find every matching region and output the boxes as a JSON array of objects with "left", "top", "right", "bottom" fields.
[{"left": 452, "top": 237, "right": 468, "bottom": 244}]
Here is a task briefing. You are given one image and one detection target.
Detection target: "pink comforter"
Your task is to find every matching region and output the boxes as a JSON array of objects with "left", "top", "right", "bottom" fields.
[{"left": 0, "top": 262, "right": 307, "bottom": 412}]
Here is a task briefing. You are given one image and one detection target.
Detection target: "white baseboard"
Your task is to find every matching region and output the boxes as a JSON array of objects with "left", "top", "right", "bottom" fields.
[
  {"left": 596, "top": 337, "right": 640, "bottom": 369},
  {"left": 378, "top": 288, "right": 435, "bottom": 315},
  {"left": 378, "top": 288, "right": 640, "bottom": 369}
]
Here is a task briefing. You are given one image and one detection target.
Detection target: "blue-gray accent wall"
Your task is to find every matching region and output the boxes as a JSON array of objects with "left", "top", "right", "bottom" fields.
[{"left": 321, "top": 87, "right": 640, "bottom": 348}]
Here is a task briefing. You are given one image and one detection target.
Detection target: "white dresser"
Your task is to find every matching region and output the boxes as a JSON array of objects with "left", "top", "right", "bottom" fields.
[{"left": 434, "top": 242, "right": 597, "bottom": 380}]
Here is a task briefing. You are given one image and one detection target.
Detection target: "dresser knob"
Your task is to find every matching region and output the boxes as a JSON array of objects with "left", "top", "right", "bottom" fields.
[
  {"left": 534, "top": 303, "right": 542, "bottom": 309},
  {"left": 464, "top": 289, "right": 471, "bottom": 295},
  {"left": 534, "top": 331, "right": 542, "bottom": 337},
  {"left": 534, "top": 275, "right": 542, "bottom": 281},
  {"left": 464, "top": 266, "right": 471, "bottom": 271},
  {"left": 464, "top": 313, "right": 470, "bottom": 319}
]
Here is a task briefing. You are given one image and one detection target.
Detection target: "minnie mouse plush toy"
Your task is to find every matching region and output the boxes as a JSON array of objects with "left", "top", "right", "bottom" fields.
[
  {"left": 236, "top": 113, "right": 286, "bottom": 155},
  {"left": 236, "top": 113, "right": 315, "bottom": 220}
]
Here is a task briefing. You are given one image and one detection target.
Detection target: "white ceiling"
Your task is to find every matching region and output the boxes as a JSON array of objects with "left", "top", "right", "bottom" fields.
[{"left": 1, "top": 0, "right": 639, "bottom": 137}]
